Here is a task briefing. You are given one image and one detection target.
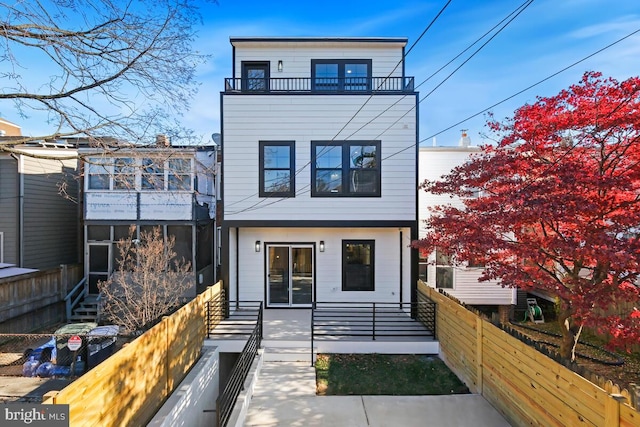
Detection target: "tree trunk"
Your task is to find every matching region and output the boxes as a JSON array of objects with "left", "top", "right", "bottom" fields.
[{"left": 557, "top": 303, "right": 576, "bottom": 360}]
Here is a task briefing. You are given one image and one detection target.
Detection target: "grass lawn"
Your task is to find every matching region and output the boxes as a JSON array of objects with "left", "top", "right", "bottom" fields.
[{"left": 315, "top": 353, "right": 469, "bottom": 396}]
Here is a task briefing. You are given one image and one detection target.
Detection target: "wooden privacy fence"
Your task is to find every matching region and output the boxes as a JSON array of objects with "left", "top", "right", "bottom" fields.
[
  {"left": 0, "top": 264, "right": 82, "bottom": 324},
  {"left": 42, "top": 281, "right": 224, "bottom": 427},
  {"left": 419, "top": 281, "right": 640, "bottom": 427}
]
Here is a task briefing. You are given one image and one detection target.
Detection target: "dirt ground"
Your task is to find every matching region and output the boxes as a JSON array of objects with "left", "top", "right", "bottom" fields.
[{"left": 508, "top": 321, "right": 640, "bottom": 391}]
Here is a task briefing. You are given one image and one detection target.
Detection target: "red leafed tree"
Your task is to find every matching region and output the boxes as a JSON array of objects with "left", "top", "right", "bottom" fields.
[{"left": 415, "top": 72, "right": 640, "bottom": 360}]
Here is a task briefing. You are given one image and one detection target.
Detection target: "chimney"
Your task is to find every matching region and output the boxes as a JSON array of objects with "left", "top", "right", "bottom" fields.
[
  {"left": 156, "top": 134, "right": 170, "bottom": 147},
  {"left": 459, "top": 129, "right": 471, "bottom": 147}
]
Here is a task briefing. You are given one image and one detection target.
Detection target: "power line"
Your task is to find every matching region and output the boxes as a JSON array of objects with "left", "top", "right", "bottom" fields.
[
  {"left": 224, "top": 1, "right": 453, "bottom": 215},
  {"left": 380, "top": 25, "right": 640, "bottom": 163},
  {"left": 341, "top": 0, "right": 534, "bottom": 142}
]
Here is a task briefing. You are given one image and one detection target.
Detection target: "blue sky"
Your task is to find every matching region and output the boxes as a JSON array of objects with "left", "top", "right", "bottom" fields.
[{"left": 6, "top": 0, "right": 640, "bottom": 146}]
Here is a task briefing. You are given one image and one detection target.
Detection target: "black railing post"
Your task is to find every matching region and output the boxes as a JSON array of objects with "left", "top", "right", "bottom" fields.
[
  {"left": 311, "top": 302, "right": 315, "bottom": 366},
  {"left": 372, "top": 302, "right": 376, "bottom": 341}
]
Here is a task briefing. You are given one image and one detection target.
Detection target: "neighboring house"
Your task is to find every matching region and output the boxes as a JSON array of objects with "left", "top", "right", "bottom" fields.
[
  {"left": 418, "top": 132, "right": 517, "bottom": 307},
  {"left": 220, "top": 37, "right": 419, "bottom": 307},
  {"left": 0, "top": 138, "right": 80, "bottom": 270},
  {"left": 0, "top": 117, "right": 21, "bottom": 136},
  {"left": 79, "top": 137, "right": 218, "bottom": 297}
]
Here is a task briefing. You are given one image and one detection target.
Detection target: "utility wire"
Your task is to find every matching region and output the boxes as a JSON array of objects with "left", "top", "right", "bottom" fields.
[{"left": 224, "top": 1, "right": 453, "bottom": 214}]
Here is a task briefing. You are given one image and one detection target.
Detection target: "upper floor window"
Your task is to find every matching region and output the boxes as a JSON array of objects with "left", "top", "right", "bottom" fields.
[
  {"left": 311, "top": 59, "right": 371, "bottom": 92},
  {"left": 87, "top": 157, "right": 110, "bottom": 190},
  {"left": 114, "top": 157, "right": 135, "bottom": 190},
  {"left": 259, "top": 141, "right": 295, "bottom": 197},
  {"left": 168, "top": 159, "right": 192, "bottom": 191},
  {"left": 142, "top": 158, "right": 164, "bottom": 190},
  {"left": 242, "top": 62, "right": 270, "bottom": 91},
  {"left": 311, "top": 141, "right": 380, "bottom": 197},
  {"left": 86, "top": 156, "right": 192, "bottom": 191}
]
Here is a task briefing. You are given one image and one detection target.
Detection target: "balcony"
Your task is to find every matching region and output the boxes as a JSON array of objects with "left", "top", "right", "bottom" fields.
[{"left": 224, "top": 76, "right": 415, "bottom": 94}]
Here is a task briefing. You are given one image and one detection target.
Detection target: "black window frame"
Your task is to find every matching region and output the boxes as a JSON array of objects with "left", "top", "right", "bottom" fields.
[
  {"left": 259, "top": 141, "right": 296, "bottom": 197},
  {"left": 342, "top": 240, "right": 375, "bottom": 292},
  {"left": 311, "top": 59, "right": 372, "bottom": 92},
  {"left": 311, "top": 140, "right": 381, "bottom": 197},
  {"left": 241, "top": 61, "right": 270, "bottom": 92}
]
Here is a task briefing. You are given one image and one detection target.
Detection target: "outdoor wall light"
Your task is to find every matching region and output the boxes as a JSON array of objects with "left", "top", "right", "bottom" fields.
[
  {"left": 319, "top": 241, "right": 325, "bottom": 252},
  {"left": 277, "top": 60, "right": 283, "bottom": 72},
  {"left": 255, "top": 240, "right": 261, "bottom": 252}
]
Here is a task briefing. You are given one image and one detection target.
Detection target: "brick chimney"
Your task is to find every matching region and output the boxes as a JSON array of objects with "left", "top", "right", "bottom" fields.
[{"left": 156, "top": 134, "right": 170, "bottom": 147}]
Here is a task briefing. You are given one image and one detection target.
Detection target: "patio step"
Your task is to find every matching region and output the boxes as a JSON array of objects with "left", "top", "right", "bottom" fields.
[{"left": 263, "top": 347, "right": 315, "bottom": 362}]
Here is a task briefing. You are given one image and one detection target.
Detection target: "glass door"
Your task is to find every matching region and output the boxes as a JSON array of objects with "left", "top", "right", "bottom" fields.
[
  {"left": 88, "top": 243, "right": 111, "bottom": 294},
  {"left": 267, "top": 245, "right": 313, "bottom": 307}
]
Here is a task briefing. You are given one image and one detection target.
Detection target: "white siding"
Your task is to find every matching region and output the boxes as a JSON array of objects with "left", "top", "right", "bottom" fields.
[
  {"left": 223, "top": 95, "right": 417, "bottom": 221},
  {"left": 419, "top": 147, "right": 515, "bottom": 305},
  {"left": 233, "top": 43, "right": 405, "bottom": 79},
  {"left": 233, "top": 227, "right": 412, "bottom": 304}
]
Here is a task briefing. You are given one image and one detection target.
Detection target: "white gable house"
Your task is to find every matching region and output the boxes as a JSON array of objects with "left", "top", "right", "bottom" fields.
[{"left": 220, "top": 37, "right": 419, "bottom": 307}]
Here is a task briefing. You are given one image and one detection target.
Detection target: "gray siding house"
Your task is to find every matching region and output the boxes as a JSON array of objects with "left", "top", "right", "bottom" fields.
[{"left": 0, "top": 140, "right": 80, "bottom": 269}]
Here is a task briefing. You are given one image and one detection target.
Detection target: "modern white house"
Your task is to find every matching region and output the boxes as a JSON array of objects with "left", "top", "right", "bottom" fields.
[
  {"left": 220, "top": 37, "right": 419, "bottom": 308},
  {"left": 80, "top": 138, "right": 218, "bottom": 298},
  {"left": 418, "top": 133, "right": 517, "bottom": 308}
]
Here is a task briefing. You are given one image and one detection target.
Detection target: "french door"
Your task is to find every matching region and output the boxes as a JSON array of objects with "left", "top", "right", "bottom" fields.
[{"left": 266, "top": 245, "right": 313, "bottom": 307}]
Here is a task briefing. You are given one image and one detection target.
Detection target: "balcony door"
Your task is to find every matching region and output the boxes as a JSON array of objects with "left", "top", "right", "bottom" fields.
[
  {"left": 242, "top": 62, "right": 270, "bottom": 92},
  {"left": 266, "top": 245, "right": 313, "bottom": 307}
]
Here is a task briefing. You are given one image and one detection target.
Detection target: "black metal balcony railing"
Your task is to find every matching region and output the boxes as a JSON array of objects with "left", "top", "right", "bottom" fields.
[{"left": 224, "top": 76, "right": 415, "bottom": 93}]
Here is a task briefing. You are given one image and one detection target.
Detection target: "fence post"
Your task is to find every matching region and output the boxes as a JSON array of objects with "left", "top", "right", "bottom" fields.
[
  {"left": 59, "top": 264, "right": 67, "bottom": 299},
  {"left": 476, "top": 317, "right": 484, "bottom": 395},
  {"left": 605, "top": 394, "right": 625, "bottom": 427}
]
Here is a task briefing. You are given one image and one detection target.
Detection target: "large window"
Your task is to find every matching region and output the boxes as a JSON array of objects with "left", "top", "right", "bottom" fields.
[
  {"left": 259, "top": 141, "right": 295, "bottom": 197},
  {"left": 312, "top": 59, "right": 371, "bottom": 92},
  {"left": 342, "top": 240, "right": 374, "bottom": 291},
  {"left": 311, "top": 141, "right": 380, "bottom": 197},
  {"left": 86, "top": 156, "right": 192, "bottom": 191}
]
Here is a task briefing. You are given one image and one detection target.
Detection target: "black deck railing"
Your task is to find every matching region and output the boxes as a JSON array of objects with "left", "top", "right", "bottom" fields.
[
  {"left": 213, "top": 301, "right": 263, "bottom": 427},
  {"left": 224, "top": 76, "right": 415, "bottom": 93},
  {"left": 207, "top": 299, "right": 263, "bottom": 339},
  {"left": 311, "top": 300, "right": 436, "bottom": 365}
]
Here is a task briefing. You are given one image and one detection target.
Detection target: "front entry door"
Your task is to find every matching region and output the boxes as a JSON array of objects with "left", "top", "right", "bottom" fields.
[
  {"left": 88, "top": 243, "right": 111, "bottom": 294},
  {"left": 267, "top": 245, "right": 313, "bottom": 307}
]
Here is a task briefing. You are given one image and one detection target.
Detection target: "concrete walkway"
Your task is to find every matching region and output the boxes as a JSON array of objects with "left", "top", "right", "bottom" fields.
[{"left": 243, "top": 361, "right": 512, "bottom": 427}]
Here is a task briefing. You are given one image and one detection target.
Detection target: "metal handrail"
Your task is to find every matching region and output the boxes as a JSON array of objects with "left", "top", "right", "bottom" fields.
[
  {"left": 215, "top": 301, "right": 263, "bottom": 427},
  {"left": 311, "top": 300, "right": 437, "bottom": 365},
  {"left": 224, "top": 76, "right": 415, "bottom": 93},
  {"left": 64, "top": 277, "right": 87, "bottom": 321}
]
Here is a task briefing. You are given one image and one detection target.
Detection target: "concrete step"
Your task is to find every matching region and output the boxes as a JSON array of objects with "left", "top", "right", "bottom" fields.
[
  {"left": 69, "top": 314, "right": 98, "bottom": 322},
  {"left": 263, "top": 347, "right": 316, "bottom": 362}
]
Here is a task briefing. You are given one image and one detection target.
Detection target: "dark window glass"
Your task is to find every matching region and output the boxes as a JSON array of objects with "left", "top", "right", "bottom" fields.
[
  {"left": 312, "top": 141, "right": 380, "bottom": 197},
  {"left": 259, "top": 141, "right": 295, "bottom": 197},
  {"left": 312, "top": 59, "right": 371, "bottom": 92},
  {"left": 242, "top": 62, "right": 270, "bottom": 92},
  {"left": 142, "top": 158, "right": 164, "bottom": 190},
  {"left": 168, "top": 225, "right": 192, "bottom": 270},
  {"left": 87, "top": 225, "right": 110, "bottom": 241},
  {"left": 342, "top": 240, "right": 374, "bottom": 291}
]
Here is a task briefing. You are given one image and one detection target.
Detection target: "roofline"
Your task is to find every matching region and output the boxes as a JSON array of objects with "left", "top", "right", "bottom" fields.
[{"left": 230, "top": 37, "right": 408, "bottom": 45}]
